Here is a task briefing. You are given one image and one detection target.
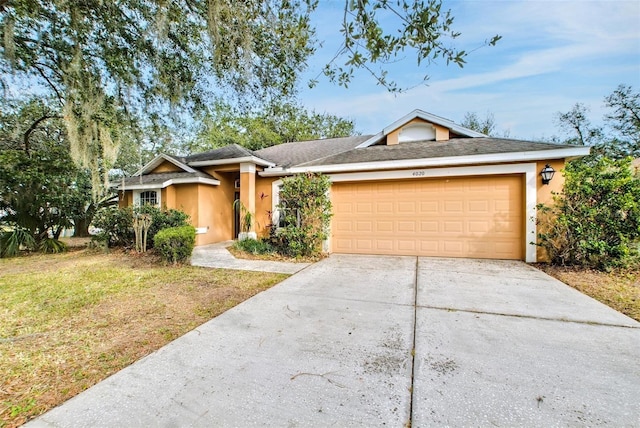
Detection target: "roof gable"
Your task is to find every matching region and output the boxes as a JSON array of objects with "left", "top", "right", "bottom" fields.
[
  {"left": 134, "top": 154, "right": 195, "bottom": 176},
  {"left": 356, "top": 109, "right": 486, "bottom": 148}
]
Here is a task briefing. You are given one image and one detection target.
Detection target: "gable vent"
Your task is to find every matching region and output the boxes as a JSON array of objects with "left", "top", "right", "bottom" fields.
[{"left": 398, "top": 123, "right": 436, "bottom": 142}]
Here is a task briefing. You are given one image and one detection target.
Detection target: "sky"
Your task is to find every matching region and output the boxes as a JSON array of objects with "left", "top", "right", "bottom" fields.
[{"left": 297, "top": 0, "right": 640, "bottom": 141}]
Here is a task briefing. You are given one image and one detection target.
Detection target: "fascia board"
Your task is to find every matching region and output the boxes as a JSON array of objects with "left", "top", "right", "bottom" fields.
[
  {"left": 258, "top": 146, "right": 591, "bottom": 177},
  {"left": 189, "top": 156, "right": 275, "bottom": 168},
  {"left": 119, "top": 177, "right": 220, "bottom": 191},
  {"left": 355, "top": 131, "right": 385, "bottom": 148},
  {"left": 133, "top": 154, "right": 195, "bottom": 176}
]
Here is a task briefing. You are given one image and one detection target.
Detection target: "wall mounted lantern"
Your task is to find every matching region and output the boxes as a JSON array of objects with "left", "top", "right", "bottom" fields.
[{"left": 540, "top": 164, "right": 555, "bottom": 185}]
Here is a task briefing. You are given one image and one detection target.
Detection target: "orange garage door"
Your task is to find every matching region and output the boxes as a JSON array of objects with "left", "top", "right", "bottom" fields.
[{"left": 331, "top": 175, "right": 524, "bottom": 260}]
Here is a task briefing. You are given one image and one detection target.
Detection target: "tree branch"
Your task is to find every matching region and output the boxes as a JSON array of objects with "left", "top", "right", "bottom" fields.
[
  {"left": 23, "top": 114, "right": 61, "bottom": 154},
  {"left": 33, "top": 64, "right": 64, "bottom": 104}
]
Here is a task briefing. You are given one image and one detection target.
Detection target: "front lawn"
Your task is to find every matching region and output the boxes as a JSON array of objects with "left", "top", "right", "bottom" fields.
[
  {"left": 0, "top": 249, "right": 287, "bottom": 427},
  {"left": 538, "top": 265, "right": 640, "bottom": 322}
]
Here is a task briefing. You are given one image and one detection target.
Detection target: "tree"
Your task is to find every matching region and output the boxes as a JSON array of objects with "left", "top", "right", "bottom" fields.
[
  {"left": 555, "top": 103, "right": 604, "bottom": 146},
  {"left": 0, "top": 1, "right": 499, "bottom": 195},
  {"left": 269, "top": 173, "right": 332, "bottom": 258},
  {"left": 536, "top": 157, "right": 640, "bottom": 269},
  {"left": 187, "top": 101, "right": 357, "bottom": 152},
  {"left": 460, "top": 111, "right": 510, "bottom": 137},
  {"left": 0, "top": 144, "right": 75, "bottom": 254},
  {"left": 0, "top": 97, "right": 105, "bottom": 239},
  {"left": 319, "top": 1, "right": 501, "bottom": 91},
  {"left": 555, "top": 86, "right": 640, "bottom": 159},
  {"left": 603, "top": 84, "right": 640, "bottom": 158}
]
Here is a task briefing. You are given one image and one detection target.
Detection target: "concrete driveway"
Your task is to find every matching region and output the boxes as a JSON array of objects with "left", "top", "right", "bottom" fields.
[{"left": 29, "top": 256, "right": 640, "bottom": 427}]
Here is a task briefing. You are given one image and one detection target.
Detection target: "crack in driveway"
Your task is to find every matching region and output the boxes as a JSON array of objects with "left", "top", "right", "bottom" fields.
[{"left": 417, "top": 304, "right": 640, "bottom": 329}]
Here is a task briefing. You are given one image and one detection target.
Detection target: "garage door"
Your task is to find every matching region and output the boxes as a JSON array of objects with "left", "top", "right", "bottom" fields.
[{"left": 331, "top": 175, "right": 524, "bottom": 260}]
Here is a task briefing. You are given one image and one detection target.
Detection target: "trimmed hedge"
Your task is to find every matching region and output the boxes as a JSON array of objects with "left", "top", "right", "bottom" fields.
[{"left": 154, "top": 225, "right": 196, "bottom": 264}]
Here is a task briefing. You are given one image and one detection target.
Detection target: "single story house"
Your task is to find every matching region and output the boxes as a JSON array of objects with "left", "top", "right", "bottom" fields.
[{"left": 119, "top": 109, "right": 589, "bottom": 262}]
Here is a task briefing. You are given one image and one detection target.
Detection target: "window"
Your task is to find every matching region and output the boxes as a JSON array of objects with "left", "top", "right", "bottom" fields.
[
  {"left": 137, "top": 190, "right": 158, "bottom": 206},
  {"left": 276, "top": 204, "right": 300, "bottom": 228}
]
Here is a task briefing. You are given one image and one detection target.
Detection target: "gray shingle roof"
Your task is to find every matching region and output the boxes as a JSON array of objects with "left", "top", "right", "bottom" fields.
[
  {"left": 123, "top": 171, "right": 214, "bottom": 186},
  {"left": 298, "top": 138, "right": 580, "bottom": 166},
  {"left": 254, "top": 135, "right": 372, "bottom": 167},
  {"left": 184, "top": 144, "right": 256, "bottom": 163}
]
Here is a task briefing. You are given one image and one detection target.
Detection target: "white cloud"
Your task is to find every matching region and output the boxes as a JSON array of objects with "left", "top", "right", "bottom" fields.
[{"left": 301, "top": 1, "right": 640, "bottom": 139}]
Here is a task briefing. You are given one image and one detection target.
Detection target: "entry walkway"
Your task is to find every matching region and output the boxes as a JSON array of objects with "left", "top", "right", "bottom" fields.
[
  {"left": 190, "top": 241, "right": 310, "bottom": 274},
  {"left": 28, "top": 256, "right": 640, "bottom": 427}
]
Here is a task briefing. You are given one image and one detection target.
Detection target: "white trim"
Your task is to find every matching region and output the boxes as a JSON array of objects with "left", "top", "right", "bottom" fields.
[
  {"left": 240, "top": 162, "right": 257, "bottom": 173},
  {"left": 329, "top": 163, "right": 538, "bottom": 263},
  {"left": 259, "top": 146, "right": 590, "bottom": 177},
  {"left": 133, "top": 189, "right": 161, "bottom": 207},
  {"left": 120, "top": 177, "right": 220, "bottom": 191},
  {"left": 189, "top": 156, "right": 275, "bottom": 168},
  {"left": 355, "top": 131, "right": 385, "bottom": 149},
  {"left": 134, "top": 154, "right": 196, "bottom": 176},
  {"left": 271, "top": 179, "right": 284, "bottom": 226}
]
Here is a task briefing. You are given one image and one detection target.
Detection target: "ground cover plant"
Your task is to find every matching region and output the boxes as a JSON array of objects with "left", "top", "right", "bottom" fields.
[
  {"left": 538, "top": 265, "right": 640, "bottom": 322},
  {"left": 0, "top": 249, "right": 287, "bottom": 427}
]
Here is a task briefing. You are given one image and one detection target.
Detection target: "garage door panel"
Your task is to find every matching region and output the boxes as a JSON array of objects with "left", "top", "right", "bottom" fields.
[
  {"left": 420, "top": 221, "right": 438, "bottom": 232},
  {"left": 331, "top": 175, "right": 524, "bottom": 260},
  {"left": 468, "top": 220, "right": 490, "bottom": 233},
  {"left": 398, "top": 240, "right": 416, "bottom": 251},
  {"left": 376, "top": 201, "right": 394, "bottom": 213},
  {"left": 355, "top": 221, "right": 373, "bottom": 232},
  {"left": 375, "top": 240, "right": 393, "bottom": 251},
  {"left": 376, "top": 220, "right": 394, "bottom": 232},
  {"left": 397, "top": 221, "right": 416, "bottom": 233},
  {"left": 419, "top": 201, "right": 438, "bottom": 213}
]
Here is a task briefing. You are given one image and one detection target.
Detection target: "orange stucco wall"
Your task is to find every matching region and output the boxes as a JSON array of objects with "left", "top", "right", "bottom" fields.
[
  {"left": 119, "top": 155, "right": 572, "bottom": 255},
  {"left": 255, "top": 176, "right": 279, "bottom": 237},
  {"left": 535, "top": 158, "right": 566, "bottom": 262},
  {"left": 151, "top": 161, "right": 182, "bottom": 174}
]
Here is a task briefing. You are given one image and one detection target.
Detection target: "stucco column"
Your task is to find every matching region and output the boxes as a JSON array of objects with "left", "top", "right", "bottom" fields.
[{"left": 239, "top": 162, "right": 257, "bottom": 239}]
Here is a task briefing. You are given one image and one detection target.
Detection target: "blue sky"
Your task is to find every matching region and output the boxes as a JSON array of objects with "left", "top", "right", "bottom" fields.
[{"left": 298, "top": 1, "right": 640, "bottom": 141}]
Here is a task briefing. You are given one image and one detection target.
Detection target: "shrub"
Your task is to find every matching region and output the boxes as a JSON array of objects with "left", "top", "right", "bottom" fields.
[
  {"left": 92, "top": 206, "right": 134, "bottom": 248},
  {"left": 233, "top": 238, "right": 273, "bottom": 255},
  {"left": 38, "top": 238, "right": 68, "bottom": 254},
  {"left": 154, "top": 225, "right": 196, "bottom": 264},
  {"left": 269, "top": 172, "right": 332, "bottom": 258},
  {"left": 0, "top": 227, "right": 37, "bottom": 258},
  {"left": 136, "top": 205, "right": 190, "bottom": 248},
  {"left": 92, "top": 206, "right": 190, "bottom": 249},
  {"left": 537, "top": 157, "right": 640, "bottom": 269}
]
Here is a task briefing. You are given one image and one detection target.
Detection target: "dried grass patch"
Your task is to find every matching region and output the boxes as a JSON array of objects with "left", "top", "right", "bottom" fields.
[
  {"left": 0, "top": 250, "right": 287, "bottom": 427},
  {"left": 537, "top": 265, "right": 640, "bottom": 322}
]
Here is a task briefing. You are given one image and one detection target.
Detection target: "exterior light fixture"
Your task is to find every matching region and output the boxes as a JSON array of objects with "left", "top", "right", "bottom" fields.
[{"left": 540, "top": 164, "right": 555, "bottom": 185}]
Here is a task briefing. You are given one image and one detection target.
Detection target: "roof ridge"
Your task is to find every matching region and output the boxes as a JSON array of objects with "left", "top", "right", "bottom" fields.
[
  {"left": 294, "top": 144, "right": 366, "bottom": 167},
  {"left": 255, "top": 134, "right": 373, "bottom": 152}
]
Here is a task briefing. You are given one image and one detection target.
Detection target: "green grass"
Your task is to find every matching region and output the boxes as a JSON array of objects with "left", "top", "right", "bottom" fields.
[{"left": 0, "top": 249, "right": 288, "bottom": 427}]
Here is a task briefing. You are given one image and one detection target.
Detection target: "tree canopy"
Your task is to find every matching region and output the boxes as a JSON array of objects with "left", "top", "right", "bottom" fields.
[
  {"left": 555, "top": 84, "right": 640, "bottom": 159},
  {"left": 0, "top": 0, "right": 499, "bottom": 195},
  {"left": 187, "top": 101, "right": 357, "bottom": 153},
  {"left": 460, "top": 111, "right": 510, "bottom": 138},
  {"left": 0, "top": 97, "right": 106, "bottom": 245}
]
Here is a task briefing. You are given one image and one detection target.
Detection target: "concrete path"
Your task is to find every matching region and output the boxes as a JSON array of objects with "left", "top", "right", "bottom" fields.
[
  {"left": 28, "top": 256, "right": 640, "bottom": 427},
  {"left": 190, "top": 241, "right": 310, "bottom": 274}
]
